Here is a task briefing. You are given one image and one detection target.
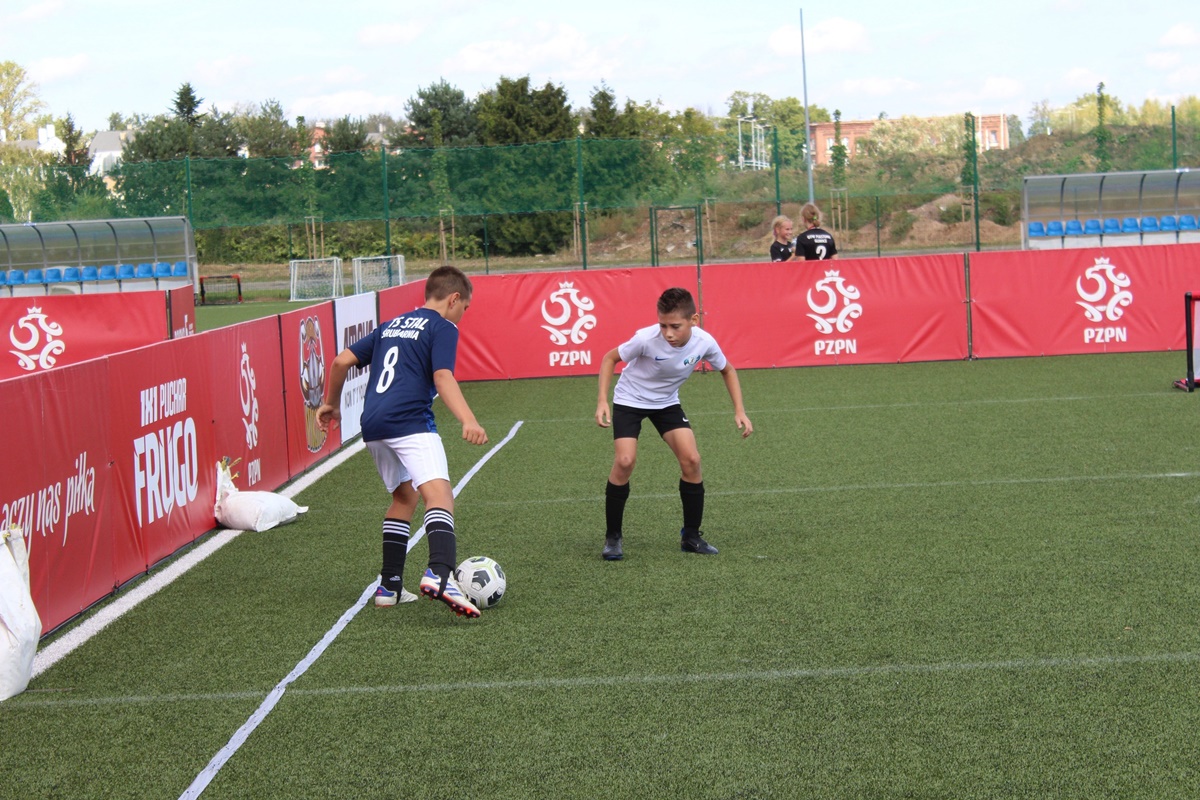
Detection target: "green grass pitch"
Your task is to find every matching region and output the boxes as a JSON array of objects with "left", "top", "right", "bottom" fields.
[{"left": 5, "top": 351, "right": 1200, "bottom": 798}]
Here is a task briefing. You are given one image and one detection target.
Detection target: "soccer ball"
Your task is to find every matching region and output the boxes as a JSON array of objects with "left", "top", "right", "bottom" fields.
[{"left": 453, "top": 556, "right": 507, "bottom": 609}]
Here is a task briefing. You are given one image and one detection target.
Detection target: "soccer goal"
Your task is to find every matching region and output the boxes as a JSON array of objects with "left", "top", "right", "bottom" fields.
[
  {"left": 1176, "top": 291, "right": 1200, "bottom": 391},
  {"left": 289, "top": 257, "right": 344, "bottom": 302},
  {"left": 352, "top": 254, "right": 406, "bottom": 294},
  {"left": 199, "top": 274, "right": 243, "bottom": 305}
]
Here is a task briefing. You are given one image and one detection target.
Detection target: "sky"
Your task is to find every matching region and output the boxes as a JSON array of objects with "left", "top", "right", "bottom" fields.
[{"left": 3, "top": 0, "right": 1198, "bottom": 135}]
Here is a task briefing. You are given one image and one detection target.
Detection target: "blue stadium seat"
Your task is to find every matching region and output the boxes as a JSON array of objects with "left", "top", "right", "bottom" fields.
[
  {"left": 1103, "top": 218, "right": 1122, "bottom": 235},
  {"left": 101, "top": 265, "right": 119, "bottom": 280},
  {"left": 81, "top": 266, "right": 99, "bottom": 281},
  {"left": 1027, "top": 221, "right": 1046, "bottom": 237},
  {"left": 86, "top": 264, "right": 119, "bottom": 294},
  {"left": 7, "top": 269, "right": 25, "bottom": 285},
  {"left": 136, "top": 262, "right": 154, "bottom": 278},
  {"left": 1179, "top": 214, "right": 1197, "bottom": 231},
  {"left": 1065, "top": 220, "right": 1084, "bottom": 235},
  {"left": 62, "top": 266, "right": 81, "bottom": 282},
  {"left": 44, "top": 267, "right": 63, "bottom": 283},
  {"left": 117, "top": 264, "right": 135, "bottom": 280},
  {"left": 154, "top": 262, "right": 172, "bottom": 279},
  {"left": 26, "top": 268, "right": 44, "bottom": 283},
  {"left": 1161, "top": 215, "right": 1179, "bottom": 232},
  {"left": 1046, "top": 220, "right": 1065, "bottom": 236},
  {"left": 1083, "top": 219, "right": 1103, "bottom": 235},
  {"left": 1141, "top": 216, "right": 1160, "bottom": 232},
  {"left": 1121, "top": 217, "right": 1140, "bottom": 233},
  {"left": 172, "top": 261, "right": 189, "bottom": 277}
]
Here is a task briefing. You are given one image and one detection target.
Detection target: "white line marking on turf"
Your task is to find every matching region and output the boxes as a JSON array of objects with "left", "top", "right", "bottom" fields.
[
  {"left": 178, "top": 421, "right": 523, "bottom": 800},
  {"left": 30, "top": 440, "right": 369, "bottom": 679},
  {"left": 15, "top": 650, "right": 1200, "bottom": 709}
]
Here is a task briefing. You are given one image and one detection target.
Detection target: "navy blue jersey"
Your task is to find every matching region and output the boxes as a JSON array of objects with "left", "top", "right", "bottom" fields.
[{"left": 348, "top": 308, "right": 459, "bottom": 440}]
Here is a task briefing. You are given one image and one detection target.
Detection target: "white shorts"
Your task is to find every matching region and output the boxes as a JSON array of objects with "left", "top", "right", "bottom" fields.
[{"left": 366, "top": 433, "right": 450, "bottom": 492}]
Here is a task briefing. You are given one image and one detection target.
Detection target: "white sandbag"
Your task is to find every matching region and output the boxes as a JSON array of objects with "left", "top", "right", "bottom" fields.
[
  {"left": 0, "top": 526, "right": 42, "bottom": 702},
  {"left": 213, "top": 459, "right": 307, "bottom": 532}
]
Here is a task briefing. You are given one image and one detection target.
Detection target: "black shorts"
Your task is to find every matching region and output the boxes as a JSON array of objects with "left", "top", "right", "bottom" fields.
[{"left": 612, "top": 403, "right": 691, "bottom": 440}]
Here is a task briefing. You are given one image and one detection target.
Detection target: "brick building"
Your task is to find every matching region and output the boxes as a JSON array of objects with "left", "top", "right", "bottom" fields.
[{"left": 808, "top": 114, "right": 1009, "bottom": 166}]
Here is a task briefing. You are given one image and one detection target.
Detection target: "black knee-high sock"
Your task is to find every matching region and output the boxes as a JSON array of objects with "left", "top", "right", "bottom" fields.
[
  {"left": 381, "top": 518, "right": 411, "bottom": 590},
  {"left": 606, "top": 481, "right": 631, "bottom": 537},
  {"left": 424, "top": 507, "right": 456, "bottom": 581},
  {"left": 680, "top": 479, "right": 704, "bottom": 536}
]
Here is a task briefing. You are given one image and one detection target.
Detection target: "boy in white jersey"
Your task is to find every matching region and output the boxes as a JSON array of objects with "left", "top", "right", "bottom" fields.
[
  {"left": 595, "top": 287, "right": 753, "bottom": 560},
  {"left": 317, "top": 265, "right": 488, "bottom": 618}
]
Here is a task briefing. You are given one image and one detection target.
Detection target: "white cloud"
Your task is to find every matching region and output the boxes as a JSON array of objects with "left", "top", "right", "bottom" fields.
[
  {"left": 1062, "top": 66, "right": 1103, "bottom": 90},
  {"left": 838, "top": 76, "right": 919, "bottom": 96},
  {"left": 1146, "top": 52, "right": 1183, "bottom": 70},
  {"left": 980, "top": 76, "right": 1022, "bottom": 99},
  {"left": 29, "top": 54, "right": 89, "bottom": 83},
  {"left": 768, "top": 18, "right": 869, "bottom": 57},
  {"left": 357, "top": 22, "right": 423, "bottom": 46},
  {"left": 451, "top": 22, "right": 619, "bottom": 82},
  {"left": 292, "top": 90, "right": 403, "bottom": 120},
  {"left": 321, "top": 66, "right": 367, "bottom": 88},
  {"left": 195, "top": 55, "right": 256, "bottom": 85},
  {"left": 1160, "top": 23, "right": 1199, "bottom": 47},
  {"left": 16, "top": 0, "right": 63, "bottom": 21}
]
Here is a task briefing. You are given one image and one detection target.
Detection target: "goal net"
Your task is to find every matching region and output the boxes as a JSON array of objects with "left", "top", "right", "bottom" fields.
[
  {"left": 199, "top": 274, "right": 243, "bottom": 305},
  {"left": 352, "top": 255, "right": 406, "bottom": 294},
  {"left": 289, "top": 257, "right": 344, "bottom": 302}
]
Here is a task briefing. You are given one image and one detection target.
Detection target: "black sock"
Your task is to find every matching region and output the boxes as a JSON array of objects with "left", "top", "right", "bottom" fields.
[
  {"left": 424, "top": 507, "right": 456, "bottom": 582},
  {"left": 381, "top": 518, "right": 410, "bottom": 591},
  {"left": 680, "top": 479, "right": 704, "bottom": 536},
  {"left": 606, "top": 481, "right": 631, "bottom": 537}
]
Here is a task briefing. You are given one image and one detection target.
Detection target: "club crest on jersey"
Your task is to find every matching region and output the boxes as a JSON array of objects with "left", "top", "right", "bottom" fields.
[
  {"left": 541, "top": 281, "right": 596, "bottom": 369},
  {"left": 683, "top": 355, "right": 701, "bottom": 366},
  {"left": 1076, "top": 257, "right": 1132, "bottom": 345}
]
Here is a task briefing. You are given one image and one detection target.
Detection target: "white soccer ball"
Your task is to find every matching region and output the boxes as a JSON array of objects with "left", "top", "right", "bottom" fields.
[{"left": 453, "top": 556, "right": 507, "bottom": 609}]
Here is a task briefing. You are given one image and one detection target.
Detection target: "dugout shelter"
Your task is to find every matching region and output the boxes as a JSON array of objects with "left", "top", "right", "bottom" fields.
[{"left": 0, "top": 215, "right": 197, "bottom": 295}]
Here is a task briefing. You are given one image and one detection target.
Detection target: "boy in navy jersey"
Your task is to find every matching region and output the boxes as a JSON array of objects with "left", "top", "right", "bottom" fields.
[
  {"left": 318, "top": 265, "right": 488, "bottom": 617},
  {"left": 595, "top": 287, "right": 753, "bottom": 560}
]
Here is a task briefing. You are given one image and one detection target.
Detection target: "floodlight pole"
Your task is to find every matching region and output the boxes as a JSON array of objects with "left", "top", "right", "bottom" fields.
[{"left": 800, "top": 8, "right": 815, "bottom": 204}]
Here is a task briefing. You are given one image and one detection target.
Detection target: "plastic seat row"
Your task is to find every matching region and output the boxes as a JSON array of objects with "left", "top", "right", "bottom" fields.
[
  {"left": 1028, "top": 215, "right": 1200, "bottom": 250},
  {"left": 1, "top": 262, "right": 190, "bottom": 297}
]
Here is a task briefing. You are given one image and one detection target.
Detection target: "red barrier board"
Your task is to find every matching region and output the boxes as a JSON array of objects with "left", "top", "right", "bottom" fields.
[
  {"left": 970, "top": 244, "right": 1200, "bottom": 357},
  {"left": 0, "top": 292, "right": 169, "bottom": 381},
  {"left": 279, "top": 303, "right": 340, "bottom": 475},
  {"left": 378, "top": 281, "right": 426, "bottom": 323},
  {"left": 169, "top": 285, "right": 196, "bottom": 338},
  {"left": 455, "top": 267, "right": 700, "bottom": 381},
  {"left": 107, "top": 336, "right": 218, "bottom": 573},
  {"left": 205, "top": 317, "right": 291, "bottom": 492},
  {"left": 701, "top": 257, "right": 968, "bottom": 368}
]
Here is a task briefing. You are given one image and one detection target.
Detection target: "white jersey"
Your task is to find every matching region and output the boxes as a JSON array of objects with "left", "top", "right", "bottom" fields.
[{"left": 613, "top": 324, "right": 727, "bottom": 409}]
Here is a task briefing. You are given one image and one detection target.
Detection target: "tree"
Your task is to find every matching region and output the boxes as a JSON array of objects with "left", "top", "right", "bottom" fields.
[
  {"left": 961, "top": 112, "right": 978, "bottom": 190},
  {"left": 392, "top": 79, "right": 477, "bottom": 148},
  {"left": 0, "top": 61, "right": 45, "bottom": 142},
  {"left": 324, "top": 116, "right": 369, "bottom": 154},
  {"left": 831, "top": 110, "right": 848, "bottom": 188},
  {"left": 1094, "top": 82, "right": 1112, "bottom": 173},
  {"left": 173, "top": 82, "right": 204, "bottom": 128},
  {"left": 476, "top": 76, "right": 574, "bottom": 144},
  {"left": 583, "top": 82, "right": 631, "bottom": 138},
  {"left": 237, "top": 100, "right": 302, "bottom": 158},
  {"left": 1006, "top": 114, "right": 1026, "bottom": 146},
  {"left": 1028, "top": 100, "right": 1053, "bottom": 136}
]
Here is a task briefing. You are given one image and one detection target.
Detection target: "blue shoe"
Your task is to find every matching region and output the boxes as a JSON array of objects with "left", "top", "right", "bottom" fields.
[{"left": 419, "top": 568, "right": 481, "bottom": 618}]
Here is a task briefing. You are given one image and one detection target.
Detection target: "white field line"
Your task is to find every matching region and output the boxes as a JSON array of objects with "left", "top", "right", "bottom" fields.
[
  {"left": 178, "top": 421, "right": 523, "bottom": 800},
  {"left": 31, "top": 440, "right": 369, "bottom": 679},
  {"left": 15, "top": 650, "right": 1200, "bottom": 709}
]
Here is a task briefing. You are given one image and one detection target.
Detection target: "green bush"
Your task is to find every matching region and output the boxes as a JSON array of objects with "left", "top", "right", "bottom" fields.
[
  {"left": 890, "top": 211, "right": 917, "bottom": 242},
  {"left": 736, "top": 207, "right": 764, "bottom": 230}
]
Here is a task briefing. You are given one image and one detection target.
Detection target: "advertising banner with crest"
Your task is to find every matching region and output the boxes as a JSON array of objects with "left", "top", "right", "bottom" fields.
[
  {"left": 206, "top": 317, "right": 291, "bottom": 493},
  {"left": 701, "top": 257, "right": 968, "bottom": 368},
  {"left": 106, "top": 335, "right": 218, "bottom": 576},
  {"left": 970, "top": 245, "right": 1200, "bottom": 358},
  {"left": 455, "top": 267, "right": 700, "bottom": 381},
  {"left": 279, "top": 303, "right": 340, "bottom": 476},
  {"left": 332, "top": 293, "right": 380, "bottom": 444},
  {"left": 168, "top": 285, "right": 196, "bottom": 339},
  {"left": 0, "top": 292, "right": 169, "bottom": 382}
]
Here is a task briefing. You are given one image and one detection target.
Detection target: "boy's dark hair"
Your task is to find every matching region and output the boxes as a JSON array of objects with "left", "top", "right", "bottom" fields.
[
  {"left": 425, "top": 264, "right": 473, "bottom": 301},
  {"left": 657, "top": 287, "right": 696, "bottom": 317}
]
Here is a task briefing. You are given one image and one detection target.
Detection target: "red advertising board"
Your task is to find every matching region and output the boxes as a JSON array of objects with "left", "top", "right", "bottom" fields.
[
  {"left": 455, "top": 267, "right": 700, "bottom": 381},
  {"left": 378, "top": 281, "right": 426, "bottom": 323},
  {"left": 169, "top": 285, "right": 196, "bottom": 338},
  {"left": 0, "top": 292, "right": 169, "bottom": 381},
  {"left": 279, "top": 303, "right": 340, "bottom": 475},
  {"left": 970, "top": 244, "right": 1200, "bottom": 358},
  {"left": 205, "top": 317, "right": 291, "bottom": 492},
  {"left": 106, "top": 336, "right": 219, "bottom": 573},
  {"left": 701, "top": 256, "right": 968, "bottom": 368}
]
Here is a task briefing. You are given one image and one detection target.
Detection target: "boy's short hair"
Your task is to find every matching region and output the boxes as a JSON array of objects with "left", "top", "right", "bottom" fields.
[
  {"left": 425, "top": 264, "right": 473, "bottom": 301},
  {"left": 657, "top": 287, "right": 696, "bottom": 317},
  {"left": 771, "top": 214, "right": 792, "bottom": 233}
]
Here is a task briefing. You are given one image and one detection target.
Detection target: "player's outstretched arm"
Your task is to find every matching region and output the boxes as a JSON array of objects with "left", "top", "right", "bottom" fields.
[
  {"left": 595, "top": 348, "right": 622, "bottom": 427},
  {"left": 318, "top": 349, "right": 360, "bottom": 433},
  {"left": 433, "top": 368, "right": 488, "bottom": 445},
  {"left": 719, "top": 363, "right": 754, "bottom": 438}
]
